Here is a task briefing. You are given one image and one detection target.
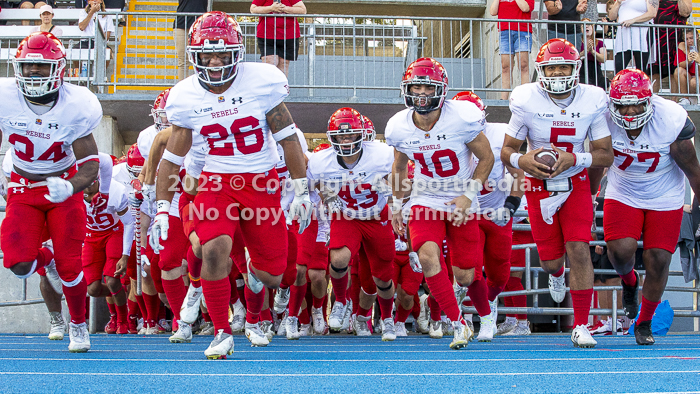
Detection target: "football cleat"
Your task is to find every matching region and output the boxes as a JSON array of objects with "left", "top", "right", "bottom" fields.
[
  {"left": 273, "top": 287, "right": 290, "bottom": 314},
  {"left": 496, "top": 317, "right": 517, "bottom": 336},
  {"left": 299, "top": 323, "right": 312, "bottom": 337},
  {"left": 104, "top": 314, "right": 117, "bottom": 334},
  {"left": 277, "top": 310, "right": 289, "bottom": 336},
  {"left": 548, "top": 273, "right": 567, "bottom": 303},
  {"left": 395, "top": 321, "right": 408, "bottom": 337},
  {"left": 48, "top": 311, "right": 65, "bottom": 340},
  {"left": 634, "top": 320, "right": 655, "bottom": 345},
  {"left": 204, "top": 329, "right": 234, "bottom": 360},
  {"left": 311, "top": 306, "right": 328, "bottom": 335},
  {"left": 180, "top": 284, "right": 203, "bottom": 324},
  {"left": 571, "top": 324, "right": 598, "bottom": 348},
  {"left": 285, "top": 316, "right": 300, "bottom": 340},
  {"left": 449, "top": 320, "right": 471, "bottom": 350},
  {"left": 417, "top": 294, "right": 430, "bottom": 334},
  {"left": 230, "top": 300, "right": 246, "bottom": 332},
  {"left": 354, "top": 315, "right": 372, "bottom": 336},
  {"left": 245, "top": 322, "right": 270, "bottom": 347},
  {"left": 429, "top": 320, "right": 443, "bottom": 339},
  {"left": 340, "top": 300, "right": 353, "bottom": 332},
  {"left": 477, "top": 313, "right": 496, "bottom": 342},
  {"left": 441, "top": 316, "right": 454, "bottom": 335},
  {"left": 198, "top": 321, "right": 215, "bottom": 335},
  {"left": 68, "top": 322, "right": 91, "bottom": 353},
  {"left": 504, "top": 321, "right": 531, "bottom": 336},
  {"left": 169, "top": 320, "right": 192, "bottom": 343},
  {"left": 381, "top": 318, "right": 396, "bottom": 341},
  {"left": 260, "top": 320, "right": 274, "bottom": 342},
  {"left": 328, "top": 301, "right": 347, "bottom": 332}
]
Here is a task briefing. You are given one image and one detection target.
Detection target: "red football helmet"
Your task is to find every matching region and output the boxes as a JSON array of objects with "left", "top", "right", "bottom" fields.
[
  {"left": 452, "top": 91, "right": 486, "bottom": 112},
  {"left": 535, "top": 38, "right": 581, "bottom": 94},
  {"left": 13, "top": 32, "right": 66, "bottom": 97},
  {"left": 407, "top": 160, "right": 415, "bottom": 180},
  {"left": 115, "top": 155, "right": 126, "bottom": 165},
  {"left": 313, "top": 143, "right": 331, "bottom": 153},
  {"left": 126, "top": 144, "right": 145, "bottom": 176},
  {"left": 151, "top": 88, "right": 171, "bottom": 131},
  {"left": 110, "top": 155, "right": 119, "bottom": 166},
  {"left": 187, "top": 11, "right": 244, "bottom": 86},
  {"left": 401, "top": 57, "right": 449, "bottom": 114},
  {"left": 609, "top": 68, "right": 654, "bottom": 130},
  {"left": 361, "top": 115, "right": 376, "bottom": 142},
  {"left": 327, "top": 107, "right": 365, "bottom": 157}
]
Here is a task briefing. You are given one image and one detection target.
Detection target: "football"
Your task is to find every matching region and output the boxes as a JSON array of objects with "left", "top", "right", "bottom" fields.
[{"left": 535, "top": 150, "right": 557, "bottom": 174}]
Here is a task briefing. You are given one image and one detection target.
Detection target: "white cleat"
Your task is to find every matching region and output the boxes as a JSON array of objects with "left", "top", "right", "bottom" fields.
[
  {"left": 245, "top": 322, "right": 270, "bottom": 347},
  {"left": 496, "top": 317, "right": 518, "bottom": 336},
  {"left": 285, "top": 316, "right": 301, "bottom": 340},
  {"left": 450, "top": 320, "right": 471, "bottom": 350},
  {"left": 277, "top": 310, "right": 289, "bottom": 336},
  {"left": 382, "top": 318, "right": 396, "bottom": 341},
  {"left": 230, "top": 299, "right": 246, "bottom": 332},
  {"left": 273, "top": 288, "right": 290, "bottom": 314},
  {"left": 454, "top": 283, "right": 467, "bottom": 306},
  {"left": 169, "top": 320, "right": 192, "bottom": 343},
  {"left": 180, "top": 284, "right": 203, "bottom": 324},
  {"left": 260, "top": 320, "right": 274, "bottom": 342},
  {"left": 299, "top": 323, "right": 312, "bottom": 337},
  {"left": 477, "top": 313, "right": 496, "bottom": 342},
  {"left": 548, "top": 273, "right": 567, "bottom": 304},
  {"left": 504, "top": 321, "right": 531, "bottom": 336},
  {"left": 245, "top": 249, "right": 264, "bottom": 294},
  {"left": 68, "top": 322, "right": 91, "bottom": 353},
  {"left": 571, "top": 324, "right": 597, "bottom": 348},
  {"left": 197, "top": 321, "right": 215, "bottom": 336},
  {"left": 429, "top": 320, "right": 443, "bottom": 339},
  {"left": 340, "top": 300, "right": 353, "bottom": 332},
  {"left": 311, "top": 306, "right": 328, "bottom": 335},
  {"left": 204, "top": 329, "right": 234, "bottom": 360},
  {"left": 48, "top": 312, "right": 65, "bottom": 340},
  {"left": 43, "top": 260, "right": 63, "bottom": 295},
  {"left": 441, "top": 316, "right": 454, "bottom": 335},
  {"left": 328, "top": 301, "right": 347, "bottom": 332},
  {"left": 417, "top": 295, "right": 430, "bottom": 334},
  {"left": 395, "top": 321, "right": 408, "bottom": 337},
  {"left": 353, "top": 315, "right": 372, "bottom": 336}
]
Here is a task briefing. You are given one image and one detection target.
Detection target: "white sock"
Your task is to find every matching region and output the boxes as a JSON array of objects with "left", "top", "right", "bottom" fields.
[{"left": 463, "top": 313, "right": 473, "bottom": 323}]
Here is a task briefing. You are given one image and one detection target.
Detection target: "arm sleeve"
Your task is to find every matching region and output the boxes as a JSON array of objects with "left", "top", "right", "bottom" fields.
[
  {"left": 677, "top": 117, "right": 696, "bottom": 141},
  {"left": 98, "top": 152, "right": 113, "bottom": 194}
]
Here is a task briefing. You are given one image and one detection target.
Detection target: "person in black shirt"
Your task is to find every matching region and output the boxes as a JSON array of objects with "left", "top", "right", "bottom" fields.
[
  {"left": 173, "top": 0, "right": 207, "bottom": 81},
  {"left": 545, "top": 0, "right": 588, "bottom": 50}
]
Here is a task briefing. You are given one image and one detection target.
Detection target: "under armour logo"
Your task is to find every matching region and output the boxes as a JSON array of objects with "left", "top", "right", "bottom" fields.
[
  {"left": 580, "top": 175, "right": 587, "bottom": 181},
  {"left": 640, "top": 144, "right": 649, "bottom": 149},
  {"left": 13, "top": 188, "right": 25, "bottom": 193},
  {"left": 380, "top": 221, "right": 388, "bottom": 226},
  {"left": 47, "top": 123, "right": 59, "bottom": 129},
  {"left": 358, "top": 172, "right": 366, "bottom": 177},
  {"left": 571, "top": 113, "right": 580, "bottom": 118},
  {"left": 532, "top": 186, "right": 542, "bottom": 192},
  {"left": 437, "top": 135, "right": 447, "bottom": 140},
  {"left": 232, "top": 97, "right": 244, "bottom": 104}
]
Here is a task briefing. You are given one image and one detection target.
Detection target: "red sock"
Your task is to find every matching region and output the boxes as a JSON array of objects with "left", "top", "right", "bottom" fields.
[
  {"left": 570, "top": 288, "right": 593, "bottom": 327},
  {"left": 107, "top": 301, "right": 116, "bottom": 316},
  {"left": 135, "top": 294, "right": 147, "bottom": 319},
  {"left": 159, "top": 301, "right": 167, "bottom": 321},
  {"left": 395, "top": 304, "right": 411, "bottom": 323},
  {"left": 411, "top": 294, "right": 421, "bottom": 319},
  {"left": 330, "top": 274, "right": 349, "bottom": 304},
  {"left": 312, "top": 295, "right": 325, "bottom": 309},
  {"left": 63, "top": 278, "right": 88, "bottom": 324},
  {"left": 506, "top": 276, "right": 527, "bottom": 320},
  {"left": 244, "top": 286, "right": 265, "bottom": 324},
  {"left": 377, "top": 295, "right": 394, "bottom": 320},
  {"left": 35, "top": 247, "right": 53, "bottom": 271},
  {"left": 142, "top": 293, "right": 160, "bottom": 324},
  {"left": 467, "top": 279, "right": 491, "bottom": 317},
  {"left": 553, "top": 266, "right": 565, "bottom": 277},
  {"left": 349, "top": 274, "right": 360, "bottom": 311},
  {"left": 202, "top": 312, "right": 211, "bottom": 322},
  {"left": 424, "top": 271, "right": 461, "bottom": 321},
  {"left": 229, "top": 281, "right": 240, "bottom": 304},
  {"left": 201, "top": 277, "right": 232, "bottom": 334},
  {"left": 322, "top": 293, "right": 329, "bottom": 321},
  {"left": 620, "top": 270, "right": 638, "bottom": 287},
  {"left": 638, "top": 296, "right": 660, "bottom": 322},
  {"left": 288, "top": 283, "right": 307, "bottom": 318},
  {"left": 428, "top": 296, "right": 442, "bottom": 321},
  {"left": 162, "top": 278, "right": 187, "bottom": 322},
  {"left": 260, "top": 308, "right": 272, "bottom": 322},
  {"left": 487, "top": 284, "right": 505, "bottom": 302},
  {"left": 127, "top": 299, "right": 140, "bottom": 319},
  {"left": 503, "top": 296, "right": 514, "bottom": 318},
  {"left": 299, "top": 306, "right": 311, "bottom": 324},
  {"left": 358, "top": 306, "right": 372, "bottom": 317},
  {"left": 187, "top": 247, "right": 202, "bottom": 278}
]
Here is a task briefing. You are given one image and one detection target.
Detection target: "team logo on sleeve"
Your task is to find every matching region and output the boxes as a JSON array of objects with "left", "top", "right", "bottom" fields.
[
  {"left": 218, "top": 96, "right": 225, "bottom": 103},
  {"left": 35, "top": 119, "right": 42, "bottom": 125}
]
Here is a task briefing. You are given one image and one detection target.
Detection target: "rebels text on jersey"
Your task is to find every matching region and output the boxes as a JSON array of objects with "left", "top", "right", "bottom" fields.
[
  {"left": 165, "top": 63, "right": 289, "bottom": 174},
  {"left": 85, "top": 180, "right": 129, "bottom": 232},
  {"left": 307, "top": 141, "right": 394, "bottom": 219},
  {"left": 385, "top": 100, "right": 484, "bottom": 212},
  {"left": 477, "top": 122, "right": 509, "bottom": 212},
  {"left": 0, "top": 79, "right": 102, "bottom": 174},
  {"left": 605, "top": 96, "right": 687, "bottom": 211},
  {"left": 507, "top": 83, "right": 610, "bottom": 179}
]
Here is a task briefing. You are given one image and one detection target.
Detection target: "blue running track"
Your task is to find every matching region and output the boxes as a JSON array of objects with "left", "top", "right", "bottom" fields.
[{"left": 0, "top": 333, "right": 699, "bottom": 393}]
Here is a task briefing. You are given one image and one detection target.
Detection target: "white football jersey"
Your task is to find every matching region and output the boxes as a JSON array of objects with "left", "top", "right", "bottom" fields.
[
  {"left": 477, "top": 122, "right": 509, "bottom": 211},
  {"left": 276, "top": 128, "right": 309, "bottom": 211},
  {"left": 0, "top": 79, "right": 102, "bottom": 174},
  {"left": 165, "top": 63, "right": 290, "bottom": 174},
  {"left": 184, "top": 133, "right": 207, "bottom": 179},
  {"left": 85, "top": 180, "right": 129, "bottom": 232},
  {"left": 605, "top": 95, "right": 687, "bottom": 210},
  {"left": 385, "top": 100, "right": 484, "bottom": 212},
  {"left": 2, "top": 153, "right": 12, "bottom": 178},
  {"left": 507, "top": 83, "right": 611, "bottom": 179},
  {"left": 136, "top": 125, "right": 159, "bottom": 161},
  {"left": 112, "top": 162, "right": 132, "bottom": 189},
  {"left": 307, "top": 141, "right": 394, "bottom": 219}
]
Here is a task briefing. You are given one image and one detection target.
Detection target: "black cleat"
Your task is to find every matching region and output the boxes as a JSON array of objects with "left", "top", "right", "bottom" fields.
[
  {"left": 634, "top": 320, "right": 655, "bottom": 345},
  {"left": 621, "top": 271, "right": 640, "bottom": 319}
]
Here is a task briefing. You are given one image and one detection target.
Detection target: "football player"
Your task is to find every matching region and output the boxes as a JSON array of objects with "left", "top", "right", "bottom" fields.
[{"left": 501, "top": 38, "right": 614, "bottom": 348}]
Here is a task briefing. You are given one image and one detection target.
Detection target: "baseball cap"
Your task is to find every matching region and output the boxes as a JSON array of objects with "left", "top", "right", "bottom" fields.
[{"left": 39, "top": 5, "right": 54, "bottom": 14}]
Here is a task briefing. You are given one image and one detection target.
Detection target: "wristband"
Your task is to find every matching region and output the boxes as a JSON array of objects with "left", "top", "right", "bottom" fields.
[
  {"left": 391, "top": 198, "right": 403, "bottom": 214},
  {"left": 156, "top": 200, "right": 170, "bottom": 214},
  {"left": 463, "top": 179, "right": 483, "bottom": 202},
  {"left": 273, "top": 123, "right": 298, "bottom": 142},
  {"left": 509, "top": 153, "right": 523, "bottom": 169},
  {"left": 574, "top": 152, "right": 593, "bottom": 168},
  {"left": 162, "top": 149, "right": 185, "bottom": 166}
]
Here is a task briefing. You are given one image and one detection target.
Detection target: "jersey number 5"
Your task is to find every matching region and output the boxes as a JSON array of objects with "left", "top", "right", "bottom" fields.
[
  {"left": 8, "top": 135, "right": 67, "bottom": 163},
  {"left": 551, "top": 127, "right": 575, "bottom": 152},
  {"left": 200, "top": 116, "right": 264, "bottom": 156}
]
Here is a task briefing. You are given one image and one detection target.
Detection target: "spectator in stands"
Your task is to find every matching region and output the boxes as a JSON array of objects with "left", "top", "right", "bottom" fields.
[
  {"left": 671, "top": 28, "right": 698, "bottom": 105},
  {"left": 649, "top": 0, "right": 691, "bottom": 92},
  {"left": 601, "top": 0, "right": 618, "bottom": 39},
  {"left": 19, "top": 0, "right": 47, "bottom": 26},
  {"left": 545, "top": 0, "right": 588, "bottom": 50},
  {"left": 490, "top": 0, "right": 535, "bottom": 100},
  {"left": 78, "top": 0, "right": 114, "bottom": 76},
  {"left": 608, "top": 0, "right": 658, "bottom": 74},
  {"left": 30, "top": 5, "right": 63, "bottom": 37},
  {"left": 250, "top": 0, "right": 307, "bottom": 77},
  {"left": 579, "top": 18, "right": 607, "bottom": 89},
  {"left": 173, "top": 0, "right": 206, "bottom": 81}
]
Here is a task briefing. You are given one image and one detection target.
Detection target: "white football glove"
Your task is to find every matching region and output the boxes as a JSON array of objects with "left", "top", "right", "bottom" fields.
[
  {"left": 488, "top": 207, "right": 512, "bottom": 227},
  {"left": 395, "top": 239, "right": 408, "bottom": 252},
  {"left": 325, "top": 194, "right": 343, "bottom": 215},
  {"left": 287, "top": 178, "right": 313, "bottom": 234},
  {"left": 44, "top": 177, "right": 74, "bottom": 203},
  {"left": 141, "top": 183, "right": 156, "bottom": 203},
  {"left": 151, "top": 200, "right": 170, "bottom": 251},
  {"left": 408, "top": 252, "right": 423, "bottom": 273}
]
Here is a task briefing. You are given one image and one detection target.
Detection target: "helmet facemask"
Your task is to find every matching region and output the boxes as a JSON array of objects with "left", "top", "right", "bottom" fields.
[
  {"left": 610, "top": 95, "right": 654, "bottom": 131},
  {"left": 13, "top": 56, "right": 65, "bottom": 97},
  {"left": 328, "top": 128, "right": 364, "bottom": 157},
  {"left": 187, "top": 39, "right": 244, "bottom": 86},
  {"left": 151, "top": 108, "right": 171, "bottom": 131},
  {"left": 536, "top": 59, "right": 581, "bottom": 94},
  {"left": 401, "top": 79, "right": 447, "bottom": 114}
]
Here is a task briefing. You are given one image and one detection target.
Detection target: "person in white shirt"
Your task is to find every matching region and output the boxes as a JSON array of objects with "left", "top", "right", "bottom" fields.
[
  {"left": 30, "top": 5, "right": 64, "bottom": 38},
  {"left": 77, "top": 0, "right": 115, "bottom": 74}
]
